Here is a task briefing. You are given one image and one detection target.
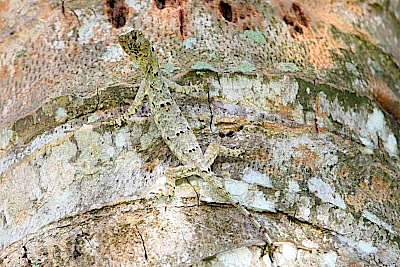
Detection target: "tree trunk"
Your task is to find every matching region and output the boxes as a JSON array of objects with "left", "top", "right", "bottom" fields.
[{"left": 0, "top": 0, "right": 399, "bottom": 266}]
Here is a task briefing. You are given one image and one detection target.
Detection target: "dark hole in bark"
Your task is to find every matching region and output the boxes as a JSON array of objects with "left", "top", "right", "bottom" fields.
[
  {"left": 105, "top": 0, "right": 128, "bottom": 28},
  {"left": 292, "top": 2, "right": 308, "bottom": 27},
  {"left": 155, "top": 0, "right": 166, "bottom": 9},
  {"left": 294, "top": 25, "right": 303, "bottom": 34},
  {"left": 283, "top": 15, "right": 294, "bottom": 26},
  {"left": 219, "top": 1, "right": 233, "bottom": 22},
  {"left": 179, "top": 9, "right": 185, "bottom": 36}
]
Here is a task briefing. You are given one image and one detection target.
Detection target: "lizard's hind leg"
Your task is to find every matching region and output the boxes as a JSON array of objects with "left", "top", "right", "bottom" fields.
[
  {"left": 202, "top": 143, "right": 243, "bottom": 170},
  {"left": 164, "top": 143, "right": 243, "bottom": 196}
]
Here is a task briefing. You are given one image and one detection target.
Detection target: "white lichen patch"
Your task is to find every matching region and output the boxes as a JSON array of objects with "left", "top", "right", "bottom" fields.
[
  {"left": 288, "top": 180, "right": 300, "bottom": 192},
  {"left": 103, "top": 44, "right": 127, "bottom": 62},
  {"left": 301, "top": 239, "right": 319, "bottom": 250},
  {"left": 319, "top": 92, "right": 398, "bottom": 157},
  {"left": 338, "top": 234, "right": 399, "bottom": 265},
  {"left": 73, "top": 125, "right": 103, "bottom": 174},
  {"left": 225, "top": 179, "right": 249, "bottom": 199},
  {"left": 384, "top": 133, "right": 398, "bottom": 157},
  {"left": 0, "top": 136, "right": 80, "bottom": 248},
  {"left": 250, "top": 191, "right": 276, "bottom": 212},
  {"left": 215, "top": 247, "right": 253, "bottom": 267},
  {"left": 358, "top": 240, "right": 378, "bottom": 255},
  {"left": 0, "top": 126, "right": 14, "bottom": 150},
  {"left": 345, "top": 62, "right": 360, "bottom": 76},
  {"left": 55, "top": 107, "right": 67, "bottom": 123},
  {"left": 269, "top": 135, "right": 338, "bottom": 168},
  {"left": 0, "top": 123, "right": 75, "bottom": 175},
  {"left": 242, "top": 167, "right": 273, "bottom": 188},
  {"left": 362, "top": 211, "right": 382, "bottom": 225},
  {"left": 321, "top": 251, "right": 338, "bottom": 267},
  {"left": 197, "top": 178, "right": 275, "bottom": 212},
  {"left": 308, "top": 177, "right": 346, "bottom": 209},
  {"left": 125, "top": 0, "right": 148, "bottom": 11},
  {"left": 297, "top": 196, "right": 312, "bottom": 220},
  {"left": 364, "top": 108, "right": 398, "bottom": 156},
  {"left": 274, "top": 242, "right": 298, "bottom": 266},
  {"left": 274, "top": 242, "right": 338, "bottom": 267},
  {"left": 114, "top": 130, "right": 129, "bottom": 148},
  {"left": 75, "top": 11, "right": 111, "bottom": 45},
  {"left": 362, "top": 211, "right": 395, "bottom": 234},
  {"left": 225, "top": 179, "right": 276, "bottom": 212},
  {"left": 276, "top": 62, "right": 299, "bottom": 72},
  {"left": 183, "top": 37, "right": 197, "bottom": 49},
  {"left": 38, "top": 138, "right": 78, "bottom": 194},
  {"left": 87, "top": 113, "right": 100, "bottom": 123},
  {"left": 215, "top": 75, "right": 299, "bottom": 110}
]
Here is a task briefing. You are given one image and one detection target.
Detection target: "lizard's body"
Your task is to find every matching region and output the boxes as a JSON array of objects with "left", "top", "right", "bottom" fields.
[
  {"left": 117, "top": 32, "right": 205, "bottom": 168},
  {"left": 115, "top": 30, "right": 273, "bottom": 247}
]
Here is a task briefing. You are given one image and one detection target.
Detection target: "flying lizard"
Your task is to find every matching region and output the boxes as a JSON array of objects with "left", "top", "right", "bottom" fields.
[{"left": 113, "top": 30, "right": 273, "bottom": 250}]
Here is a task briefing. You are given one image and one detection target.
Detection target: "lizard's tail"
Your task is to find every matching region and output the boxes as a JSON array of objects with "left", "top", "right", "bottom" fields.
[{"left": 198, "top": 170, "right": 273, "bottom": 246}]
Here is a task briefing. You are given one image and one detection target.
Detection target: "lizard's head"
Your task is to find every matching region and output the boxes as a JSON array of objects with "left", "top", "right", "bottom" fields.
[
  {"left": 118, "top": 30, "right": 158, "bottom": 73},
  {"left": 119, "top": 30, "right": 153, "bottom": 62}
]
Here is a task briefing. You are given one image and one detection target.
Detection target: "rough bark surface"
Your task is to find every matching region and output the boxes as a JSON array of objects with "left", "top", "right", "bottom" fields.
[{"left": 0, "top": 0, "right": 399, "bottom": 266}]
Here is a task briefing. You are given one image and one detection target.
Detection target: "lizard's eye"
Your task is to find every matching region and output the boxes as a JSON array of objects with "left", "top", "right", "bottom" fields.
[{"left": 151, "top": 47, "right": 155, "bottom": 52}]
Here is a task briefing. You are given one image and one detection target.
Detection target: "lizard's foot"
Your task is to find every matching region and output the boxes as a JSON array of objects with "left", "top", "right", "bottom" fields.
[
  {"left": 162, "top": 76, "right": 203, "bottom": 94},
  {"left": 221, "top": 146, "right": 244, "bottom": 158},
  {"left": 165, "top": 166, "right": 198, "bottom": 197},
  {"left": 105, "top": 116, "right": 128, "bottom": 127},
  {"left": 145, "top": 185, "right": 170, "bottom": 199},
  {"left": 145, "top": 176, "right": 172, "bottom": 199},
  {"left": 105, "top": 79, "right": 147, "bottom": 128}
]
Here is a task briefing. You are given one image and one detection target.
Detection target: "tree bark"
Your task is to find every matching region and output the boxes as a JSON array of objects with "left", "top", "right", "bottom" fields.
[{"left": 0, "top": 0, "right": 399, "bottom": 266}]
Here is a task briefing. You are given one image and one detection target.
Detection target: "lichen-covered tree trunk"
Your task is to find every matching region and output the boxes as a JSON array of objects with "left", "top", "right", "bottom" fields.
[{"left": 0, "top": 1, "right": 399, "bottom": 266}]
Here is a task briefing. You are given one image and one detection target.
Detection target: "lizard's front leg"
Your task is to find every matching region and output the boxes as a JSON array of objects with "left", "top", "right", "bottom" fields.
[
  {"left": 107, "top": 80, "right": 147, "bottom": 126},
  {"left": 161, "top": 76, "right": 202, "bottom": 94}
]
